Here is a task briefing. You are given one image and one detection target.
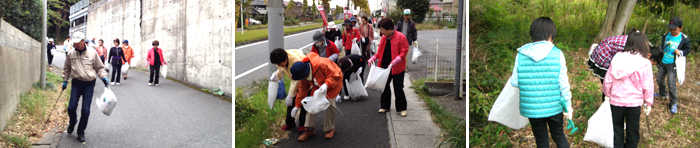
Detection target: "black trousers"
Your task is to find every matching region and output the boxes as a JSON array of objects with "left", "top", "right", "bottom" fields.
[
  {"left": 360, "top": 37, "right": 371, "bottom": 58},
  {"left": 150, "top": 64, "right": 161, "bottom": 84},
  {"left": 48, "top": 53, "right": 54, "bottom": 65},
  {"left": 600, "top": 78, "right": 606, "bottom": 102},
  {"left": 111, "top": 64, "right": 122, "bottom": 83},
  {"left": 380, "top": 71, "right": 406, "bottom": 111},
  {"left": 285, "top": 88, "right": 310, "bottom": 126},
  {"left": 342, "top": 64, "right": 366, "bottom": 97},
  {"left": 528, "top": 113, "right": 569, "bottom": 148},
  {"left": 611, "top": 105, "right": 640, "bottom": 148}
]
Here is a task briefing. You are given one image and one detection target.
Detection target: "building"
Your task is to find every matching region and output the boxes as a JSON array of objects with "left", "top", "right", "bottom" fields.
[
  {"left": 69, "top": 0, "right": 89, "bottom": 37},
  {"left": 442, "top": 0, "right": 458, "bottom": 15},
  {"left": 249, "top": 0, "right": 267, "bottom": 16},
  {"left": 429, "top": 0, "right": 442, "bottom": 17}
]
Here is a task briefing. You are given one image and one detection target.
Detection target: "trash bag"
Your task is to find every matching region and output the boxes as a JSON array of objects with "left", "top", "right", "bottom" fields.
[
  {"left": 588, "top": 43, "right": 598, "bottom": 57},
  {"left": 345, "top": 72, "right": 368, "bottom": 100},
  {"left": 161, "top": 65, "right": 168, "bottom": 79},
  {"left": 95, "top": 87, "right": 118, "bottom": 116},
  {"left": 364, "top": 64, "right": 392, "bottom": 92},
  {"left": 276, "top": 80, "right": 287, "bottom": 100},
  {"left": 268, "top": 80, "right": 279, "bottom": 109},
  {"left": 411, "top": 45, "right": 422, "bottom": 63},
  {"left": 583, "top": 97, "right": 614, "bottom": 148},
  {"left": 121, "top": 62, "right": 129, "bottom": 75},
  {"left": 487, "top": 80, "right": 529, "bottom": 130},
  {"left": 676, "top": 55, "right": 685, "bottom": 85},
  {"left": 302, "top": 89, "right": 331, "bottom": 114},
  {"left": 351, "top": 40, "right": 362, "bottom": 55},
  {"left": 335, "top": 38, "right": 343, "bottom": 51}
]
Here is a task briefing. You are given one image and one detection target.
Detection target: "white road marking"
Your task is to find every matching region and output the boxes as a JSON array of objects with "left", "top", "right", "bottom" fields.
[{"left": 234, "top": 62, "right": 269, "bottom": 80}]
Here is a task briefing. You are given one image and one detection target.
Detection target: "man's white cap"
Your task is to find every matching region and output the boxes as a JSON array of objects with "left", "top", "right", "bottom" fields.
[
  {"left": 71, "top": 32, "right": 85, "bottom": 44},
  {"left": 353, "top": 11, "right": 358, "bottom": 15},
  {"left": 403, "top": 9, "right": 411, "bottom": 15},
  {"left": 328, "top": 22, "right": 336, "bottom": 29},
  {"left": 381, "top": 13, "right": 386, "bottom": 17},
  {"left": 49, "top": 38, "right": 54, "bottom": 42}
]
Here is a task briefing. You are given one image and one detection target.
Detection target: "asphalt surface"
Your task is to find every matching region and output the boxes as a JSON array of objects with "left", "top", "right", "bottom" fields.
[
  {"left": 234, "top": 24, "right": 342, "bottom": 87},
  {"left": 51, "top": 48, "right": 232, "bottom": 147},
  {"left": 277, "top": 67, "right": 390, "bottom": 148}
]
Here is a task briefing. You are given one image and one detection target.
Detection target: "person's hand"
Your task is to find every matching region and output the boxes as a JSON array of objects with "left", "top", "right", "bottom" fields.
[
  {"left": 361, "top": 38, "right": 366, "bottom": 43},
  {"left": 368, "top": 57, "right": 377, "bottom": 65},
  {"left": 336, "top": 95, "right": 342, "bottom": 102},
  {"left": 356, "top": 67, "right": 363, "bottom": 74},
  {"left": 390, "top": 57, "right": 402, "bottom": 66},
  {"left": 563, "top": 105, "right": 574, "bottom": 120},
  {"left": 317, "top": 84, "right": 328, "bottom": 93},
  {"left": 675, "top": 49, "right": 682, "bottom": 56},
  {"left": 643, "top": 105, "right": 652, "bottom": 116},
  {"left": 291, "top": 107, "right": 300, "bottom": 118},
  {"left": 62, "top": 81, "right": 68, "bottom": 90},
  {"left": 270, "top": 73, "right": 279, "bottom": 82},
  {"left": 102, "top": 78, "right": 109, "bottom": 87},
  {"left": 413, "top": 41, "right": 418, "bottom": 46},
  {"left": 285, "top": 95, "right": 294, "bottom": 107}
]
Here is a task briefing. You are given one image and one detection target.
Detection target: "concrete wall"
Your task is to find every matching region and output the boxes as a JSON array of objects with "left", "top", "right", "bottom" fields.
[
  {"left": 86, "top": 0, "right": 232, "bottom": 96},
  {"left": 0, "top": 19, "right": 42, "bottom": 133}
]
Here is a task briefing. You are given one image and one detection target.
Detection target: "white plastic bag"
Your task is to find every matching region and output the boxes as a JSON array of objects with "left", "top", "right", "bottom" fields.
[
  {"left": 487, "top": 80, "right": 529, "bottom": 130},
  {"left": 588, "top": 43, "right": 598, "bottom": 57},
  {"left": 365, "top": 64, "right": 392, "bottom": 92},
  {"left": 345, "top": 72, "right": 368, "bottom": 100},
  {"left": 121, "top": 62, "right": 129, "bottom": 75},
  {"left": 676, "top": 55, "right": 685, "bottom": 85},
  {"left": 335, "top": 38, "right": 343, "bottom": 51},
  {"left": 267, "top": 80, "right": 279, "bottom": 109},
  {"left": 583, "top": 98, "right": 614, "bottom": 148},
  {"left": 351, "top": 40, "right": 362, "bottom": 55},
  {"left": 411, "top": 45, "right": 422, "bottom": 63},
  {"left": 301, "top": 89, "right": 331, "bottom": 114},
  {"left": 161, "top": 65, "right": 168, "bottom": 79},
  {"left": 95, "top": 87, "right": 118, "bottom": 116}
]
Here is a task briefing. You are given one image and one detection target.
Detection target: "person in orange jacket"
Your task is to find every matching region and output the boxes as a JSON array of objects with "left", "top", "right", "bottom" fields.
[
  {"left": 121, "top": 40, "right": 135, "bottom": 79},
  {"left": 289, "top": 52, "right": 343, "bottom": 142}
]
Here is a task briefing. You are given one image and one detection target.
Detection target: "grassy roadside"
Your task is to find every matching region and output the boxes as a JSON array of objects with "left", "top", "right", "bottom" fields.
[
  {"left": 234, "top": 76, "right": 293, "bottom": 148},
  {"left": 235, "top": 20, "right": 343, "bottom": 44},
  {"left": 410, "top": 78, "right": 467, "bottom": 148},
  {"left": 1, "top": 69, "right": 70, "bottom": 148}
]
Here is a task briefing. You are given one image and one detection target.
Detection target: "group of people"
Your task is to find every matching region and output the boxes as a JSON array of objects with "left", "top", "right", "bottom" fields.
[
  {"left": 56, "top": 32, "right": 168, "bottom": 142},
  {"left": 268, "top": 9, "right": 418, "bottom": 142},
  {"left": 509, "top": 16, "right": 689, "bottom": 148}
]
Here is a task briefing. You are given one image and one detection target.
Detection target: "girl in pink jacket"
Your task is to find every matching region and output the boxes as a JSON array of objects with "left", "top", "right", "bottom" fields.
[{"left": 602, "top": 32, "right": 653, "bottom": 147}]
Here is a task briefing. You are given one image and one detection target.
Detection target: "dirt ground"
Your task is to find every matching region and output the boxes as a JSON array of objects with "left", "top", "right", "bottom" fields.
[
  {"left": 503, "top": 48, "right": 700, "bottom": 147},
  {"left": 433, "top": 94, "right": 467, "bottom": 120}
]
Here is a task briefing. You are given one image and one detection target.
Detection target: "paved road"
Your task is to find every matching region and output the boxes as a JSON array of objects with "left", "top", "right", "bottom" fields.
[
  {"left": 51, "top": 48, "right": 232, "bottom": 147},
  {"left": 234, "top": 24, "right": 342, "bottom": 87}
]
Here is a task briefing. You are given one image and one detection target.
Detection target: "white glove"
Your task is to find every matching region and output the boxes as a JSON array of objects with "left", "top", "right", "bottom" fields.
[
  {"left": 270, "top": 73, "right": 279, "bottom": 82},
  {"left": 563, "top": 105, "right": 574, "bottom": 120},
  {"left": 285, "top": 95, "right": 294, "bottom": 106},
  {"left": 291, "top": 107, "right": 300, "bottom": 118},
  {"left": 356, "top": 67, "right": 363, "bottom": 74},
  {"left": 317, "top": 84, "right": 328, "bottom": 93},
  {"left": 643, "top": 105, "right": 652, "bottom": 116},
  {"left": 361, "top": 38, "right": 366, "bottom": 43},
  {"left": 336, "top": 95, "right": 342, "bottom": 102}
]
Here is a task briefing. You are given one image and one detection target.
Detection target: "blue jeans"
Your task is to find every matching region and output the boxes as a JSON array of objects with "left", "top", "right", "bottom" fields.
[
  {"left": 657, "top": 63, "right": 678, "bottom": 105},
  {"left": 68, "top": 79, "right": 95, "bottom": 135}
]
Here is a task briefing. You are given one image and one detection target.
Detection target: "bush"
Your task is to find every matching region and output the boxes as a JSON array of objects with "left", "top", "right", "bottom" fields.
[{"left": 234, "top": 87, "right": 258, "bottom": 129}]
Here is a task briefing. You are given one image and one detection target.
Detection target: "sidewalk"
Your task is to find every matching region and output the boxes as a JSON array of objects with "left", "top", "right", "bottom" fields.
[{"left": 386, "top": 73, "right": 442, "bottom": 148}]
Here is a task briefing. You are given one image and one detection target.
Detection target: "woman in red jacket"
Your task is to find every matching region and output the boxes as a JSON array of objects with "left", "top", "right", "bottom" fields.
[
  {"left": 369, "top": 18, "right": 410, "bottom": 117},
  {"left": 147, "top": 40, "right": 167, "bottom": 86}
]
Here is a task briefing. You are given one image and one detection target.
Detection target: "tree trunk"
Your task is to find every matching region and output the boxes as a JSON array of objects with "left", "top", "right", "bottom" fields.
[
  {"left": 610, "top": 0, "right": 637, "bottom": 36},
  {"left": 594, "top": 0, "right": 620, "bottom": 43}
]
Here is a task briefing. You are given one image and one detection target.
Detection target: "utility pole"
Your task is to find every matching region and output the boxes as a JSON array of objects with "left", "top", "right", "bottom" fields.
[
  {"left": 269, "top": 0, "right": 284, "bottom": 73},
  {"left": 41, "top": 0, "right": 47, "bottom": 89},
  {"left": 453, "top": 0, "right": 463, "bottom": 100},
  {"left": 241, "top": 0, "right": 245, "bottom": 34}
]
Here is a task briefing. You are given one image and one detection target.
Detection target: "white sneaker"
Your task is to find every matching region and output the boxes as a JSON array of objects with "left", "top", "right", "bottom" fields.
[
  {"left": 400, "top": 111, "right": 407, "bottom": 117},
  {"left": 378, "top": 109, "right": 387, "bottom": 113},
  {"left": 148, "top": 83, "right": 153, "bottom": 86},
  {"left": 116, "top": 83, "right": 120, "bottom": 85},
  {"left": 343, "top": 95, "right": 350, "bottom": 100},
  {"left": 110, "top": 82, "right": 115, "bottom": 85},
  {"left": 155, "top": 84, "right": 159, "bottom": 86}
]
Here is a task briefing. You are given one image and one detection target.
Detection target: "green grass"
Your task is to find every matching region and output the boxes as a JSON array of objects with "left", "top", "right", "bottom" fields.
[
  {"left": 234, "top": 76, "right": 293, "bottom": 148},
  {"left": 2, "top": 134, "right": 30, "bottom": 148},
  {"left": 235, "top": 20, "right": 343, "bottom": 44},
  {"left": 411, "top": 78, "right": 467, "bottom": 148}
]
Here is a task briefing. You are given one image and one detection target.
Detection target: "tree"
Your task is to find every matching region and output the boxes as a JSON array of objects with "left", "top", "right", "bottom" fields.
[
  {"left": 1, "top": 0, "right": 43, "bottom": 41},
  {"left": 302, "top": 0, "right": 308, "bottom": 22},
  {"left": 48, "top": 0, "right": 78, "bottom": 41},
  {"left": 594, "top": 0, "right": 638, "bottom": 43},
  {"left": 311, "top": 0, "right": 317, "bottom": 18},
  {"left": 235, "top": 0, "right": 253, "bottom": 28},
  {"left": 396, "top": 0, "right": 430, "bottom": 23}
]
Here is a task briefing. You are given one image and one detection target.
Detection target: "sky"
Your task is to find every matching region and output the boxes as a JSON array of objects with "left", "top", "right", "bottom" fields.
[{"left": 326, "top": 0, "right": 381, "bottom": 12}]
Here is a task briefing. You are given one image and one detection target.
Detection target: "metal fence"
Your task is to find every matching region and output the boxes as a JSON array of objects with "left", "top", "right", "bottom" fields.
[
  {"left": 70, "top": 0, "right": 89, "bottom": 15},
  {"left": 425, "top": 38, "right": 462, "bottom": 81}
]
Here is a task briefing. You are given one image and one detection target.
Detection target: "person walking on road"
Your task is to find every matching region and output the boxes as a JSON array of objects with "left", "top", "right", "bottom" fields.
[
  {"left": 359, "top": 16, "right": 374, "bottom": 58},
  {"left": 147, "top": 40, "right": 167, "bottom": 86},
  {"left": 395, "top": 9, "right": 418, "bottom": 65},
  {"left": 61, "top": 32, "right": 110, "bottom": 143},
  {"left": 47, "top": 38, "right": 55, "bottom": 67},
  {"left": 325, "top": 22, "right": 342, "bottom": 42},
  {"left": 311, "top": 31, "right": 340, "bottom": 62},
  {"left": 289, "top": 52, "right": 343, "bottom": 142},
  {"left": 270, "top": 48, "right": 309, "bottom": 133},
  {"left": 63, "top": 37, "right": 73, "bottom": 56},
  {"left": 369, "top": 18, "right": 410, "bottom": 117},
  {"left": 342, "top": 18, "right": 363, "bottom": 56},
  {"left": 108, "top": 38, "right": 126, "bottom": 85},
  {"left": 96, "top": 39, "right": 108, "bottom": 63},
  {"left": 338, "top": 54, "right": 367, "bottom": 100},
  {"left": 121, "top": 40, "right": 135, "bottom": 80}
]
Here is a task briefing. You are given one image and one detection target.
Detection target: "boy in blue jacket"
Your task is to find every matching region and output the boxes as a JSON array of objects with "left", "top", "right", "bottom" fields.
[
  {"left": 507, "top": 17, "right": 572, "bottom": 148},
  {"left": 656, "top": 17, "right": 691, "bottom": 114}
]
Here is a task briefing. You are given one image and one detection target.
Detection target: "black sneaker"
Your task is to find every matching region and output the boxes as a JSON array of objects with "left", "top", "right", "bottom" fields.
[
  {"left": 77, "top": 134, "right": 86, "bottom": 142},
  {"left": 67, "top": 125, "right": 74, "bottom": 134}
]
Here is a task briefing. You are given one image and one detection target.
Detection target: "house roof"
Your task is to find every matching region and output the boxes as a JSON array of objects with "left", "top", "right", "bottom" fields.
[
  {"left": 429, "top": 0, "right": 441, "bottom": 4},
  {"left": 250, "top": 0, "right": 266, "bottom": 6}
]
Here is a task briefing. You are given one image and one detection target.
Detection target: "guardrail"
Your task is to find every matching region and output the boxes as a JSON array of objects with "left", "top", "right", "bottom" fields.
[{"left": 70, "top": 0, "right": 89, "bottom": 15}]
